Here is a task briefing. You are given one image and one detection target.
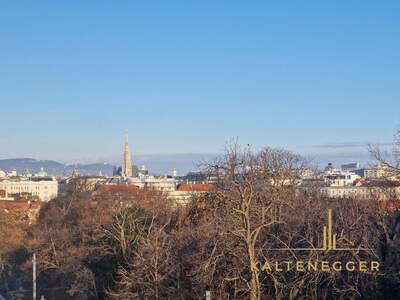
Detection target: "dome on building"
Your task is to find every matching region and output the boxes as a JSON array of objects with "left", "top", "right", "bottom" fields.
[{"left": 36, "top": 167, "right": 48, "bottom": 177}]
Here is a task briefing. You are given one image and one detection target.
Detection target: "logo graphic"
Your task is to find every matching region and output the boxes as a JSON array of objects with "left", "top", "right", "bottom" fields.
[
  {"left": 272, "top": 208, "right": 369, "bottom": 252},
  {"left": 263, "top": 208, "right": 379, "bottom": 273}
]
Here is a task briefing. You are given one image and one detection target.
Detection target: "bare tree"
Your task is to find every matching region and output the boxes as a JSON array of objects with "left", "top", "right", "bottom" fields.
[
  {"left": 178, "top": 143, "right": 388, "bottom": 299},
  {"left": 369, "top": 129, "right": 400, "bottom": 179},
  {"left": 183, "top": 144, "right": 305, "bottom": 299},
  {"left": 110, "top": 223, "right": 177, "bottom": 300}
]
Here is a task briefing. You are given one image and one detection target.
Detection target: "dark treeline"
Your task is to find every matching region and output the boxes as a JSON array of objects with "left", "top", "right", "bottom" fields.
[{"left": 1, "top": 145, "right": 400, "bottom": 299}]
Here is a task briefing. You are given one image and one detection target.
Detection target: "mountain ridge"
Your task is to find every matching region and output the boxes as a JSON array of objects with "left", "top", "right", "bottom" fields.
[
  {"left": 0, "top": 154, "right": 218, "bottom": 176},
  {"left": 0, "top": 158, "right": 115, "bottom": 177}
]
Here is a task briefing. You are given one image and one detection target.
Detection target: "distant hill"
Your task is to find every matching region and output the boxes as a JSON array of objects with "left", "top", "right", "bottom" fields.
[
  {"left": 0, "top": 154, "right": 219, "bottom": 177},
  {"left": 0, "top": 158, "right": 116, "bottom": 177}
]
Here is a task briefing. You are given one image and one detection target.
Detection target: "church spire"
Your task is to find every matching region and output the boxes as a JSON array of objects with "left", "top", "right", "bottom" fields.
[{"left": 122, "top": 133, "right": 133, "bottom": 177}]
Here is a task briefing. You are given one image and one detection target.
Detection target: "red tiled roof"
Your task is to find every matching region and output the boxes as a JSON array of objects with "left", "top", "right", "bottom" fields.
[
  {"left": 177, "top": 183, "right": 216, "bottom": 192},
  {"left": 381, "top": 199, "right": 400, "bottom": 209}
]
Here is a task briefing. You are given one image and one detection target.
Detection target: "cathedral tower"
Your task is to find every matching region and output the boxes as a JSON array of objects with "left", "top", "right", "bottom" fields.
[{"left": 122, "top": 134, "right": 133, "bottom": 177}]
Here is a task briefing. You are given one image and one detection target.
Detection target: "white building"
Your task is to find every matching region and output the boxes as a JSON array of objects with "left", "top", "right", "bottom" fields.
[
  {"left": 321, "top": 186, "right": 369, "bottom": 199},
  {"left": 321, "top": 186, "right": 400, "bottom": 200},
  {"left": 0, "top": 176, "right": 58, "bottom": 202},
  {"left": 126, "top": 175, "right": 177, "bottom": 192},
  {"left": 166, "top": 190, "right": 192, "bottom": 205},
  {"left": 323, "top": 170, "right": 360, "bottom": 187}
]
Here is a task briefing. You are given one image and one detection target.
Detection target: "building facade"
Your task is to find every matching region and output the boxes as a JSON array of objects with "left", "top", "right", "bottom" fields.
[
  {"left": 323, "top": 170, "right": 360, "bottom": 187},
  {"left": 0, "top": 176, "right": 58, "bottom": 202},
  {"left": 321, "top": 186, "right": 400, "bottom": 200}
]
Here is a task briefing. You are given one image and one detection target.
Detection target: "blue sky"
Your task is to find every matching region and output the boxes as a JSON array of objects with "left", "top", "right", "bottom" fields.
[{"left": 0, "top": 1, "right": 399, "bottom": 168}]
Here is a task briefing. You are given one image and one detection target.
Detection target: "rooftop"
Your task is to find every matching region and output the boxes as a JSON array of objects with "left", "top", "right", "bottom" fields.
[{"left": 177, "top": 183, "right": 216, "bottom": 192}]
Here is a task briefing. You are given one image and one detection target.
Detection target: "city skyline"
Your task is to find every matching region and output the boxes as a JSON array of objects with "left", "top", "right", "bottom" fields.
[{"left": 0, "top": 139, "right": 390, "bottom": 175}]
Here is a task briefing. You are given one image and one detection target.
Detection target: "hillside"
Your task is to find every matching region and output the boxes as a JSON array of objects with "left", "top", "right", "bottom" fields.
[{"left": 0, "top": 158, "right": 115, "bottom": 177}]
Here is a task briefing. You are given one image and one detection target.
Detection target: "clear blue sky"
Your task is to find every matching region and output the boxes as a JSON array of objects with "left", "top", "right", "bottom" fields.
[{"left": 1, "top": 1, "right": 399, "bottom": 164}]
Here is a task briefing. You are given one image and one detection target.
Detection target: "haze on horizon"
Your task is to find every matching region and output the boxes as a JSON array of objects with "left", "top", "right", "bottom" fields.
[{"left": 1, "top": 1, "right": 399, "bottom": 168}]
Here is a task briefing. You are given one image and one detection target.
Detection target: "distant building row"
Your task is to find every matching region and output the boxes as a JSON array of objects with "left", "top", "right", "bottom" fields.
[{"left": 0, "top": 168, "right": 58, "bottom": 202}]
